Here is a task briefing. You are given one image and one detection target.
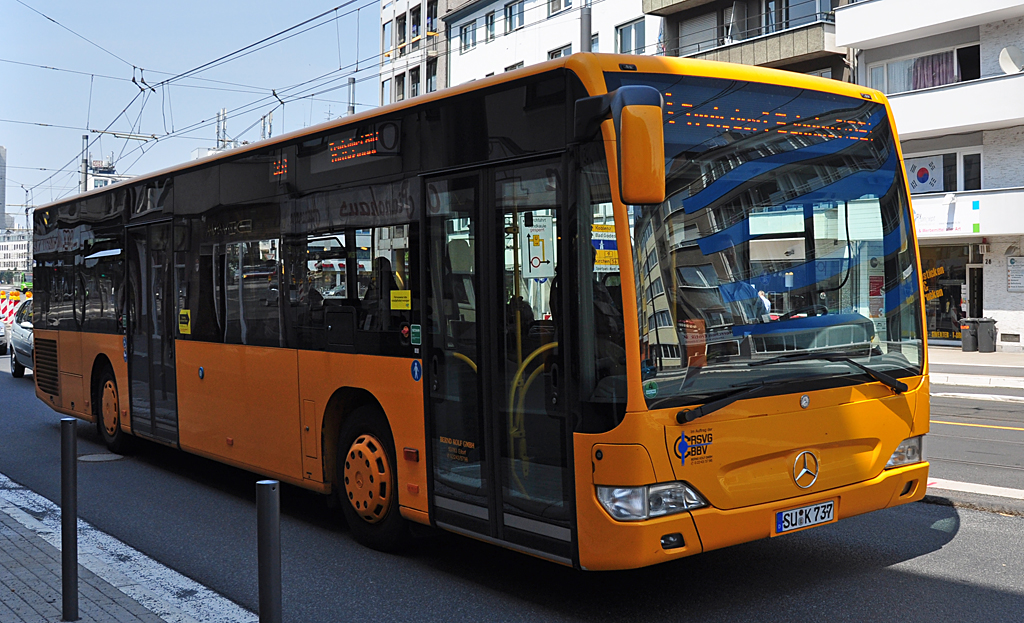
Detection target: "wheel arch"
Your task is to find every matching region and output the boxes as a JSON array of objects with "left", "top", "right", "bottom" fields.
[
  {"left": 89, "top": 354, "right": 116, "bottom": 420},
  {"left": 321, "top": 386, "right": 389, "bottom": 497}
]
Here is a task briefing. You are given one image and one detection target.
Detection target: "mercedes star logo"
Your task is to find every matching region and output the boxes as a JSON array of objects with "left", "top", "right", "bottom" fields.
[{"left": 793, "top": 451, "right": 820, "bottom": 489}]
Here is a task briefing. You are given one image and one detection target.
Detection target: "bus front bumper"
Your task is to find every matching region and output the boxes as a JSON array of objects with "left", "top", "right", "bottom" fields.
[{"left": 577, "top": 461, "right": 928, "bottom": 570}]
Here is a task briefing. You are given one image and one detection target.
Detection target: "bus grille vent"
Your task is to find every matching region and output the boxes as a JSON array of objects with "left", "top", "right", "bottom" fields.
[{"left": 34, "top": 339, "right": 60, "bottom": 396}]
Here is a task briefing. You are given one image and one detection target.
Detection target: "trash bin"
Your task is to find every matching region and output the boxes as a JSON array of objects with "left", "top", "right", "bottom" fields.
[
  {"left": 977, "top": 317, "right": 997, "bottom": 353},
  {"left": 960, "top": 318, "right": 978, "bottom": 352}
]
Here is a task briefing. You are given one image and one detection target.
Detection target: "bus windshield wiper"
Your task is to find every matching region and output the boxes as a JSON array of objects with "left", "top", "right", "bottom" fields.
[
  {"left": 675, "top": 373, "right": 839, "bottom": 424},
  {"left": 749, "top": 352, "right": 908, "bottom": 395},
  {"left": 676, "top": 382, "right": 769, "bottom": 424}
]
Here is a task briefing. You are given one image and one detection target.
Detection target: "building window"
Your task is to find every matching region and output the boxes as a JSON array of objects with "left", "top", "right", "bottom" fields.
[
  {"left": 807, "top": 68, "right": 832, "bottom": 79},
  {"left": 382, "top": 21, "right": 393, "bottom": 62},
  {"left": 397, "top": 13, "right": 407, "bottom": 57},
  {"left": 548, "top": 0, "right": 571, "bottom": 17},
  {"left": 548, "top": 44, "right": 571, "bottom": 59},
  {"left": 617, "top": 18, "right": 645, "bottom": 55},
  {"left": 410, "top": 7, "right": 421, "bottom": 50},
  {"left": 381, "top": 78, "right": 391, "bottom": 105},
  {"left": 426, "top": 0, "right": 438, "bottom": 33},
  {"left": 426, "top": 59, "right": 438, "bottom": 92},
  {"left": 396, "top": 73, "right": 405, "bottom": 101},
  {"left": 505, "top": 61, "right": 524, "bottom": 72},
  {"left": 963, "top": 153, "right": 981, "bottom": 191},
  {"left": 460, "top": 21, "right": 477, "bottom": 53},
  {"left": 485, "top": 12, "right": 495, "bottom": 41},
  {"left": 410, "top": 67, "right": 420, "bottom": 97},
  {"left": 505, "top": 1, "right": 524, "bottom": 33},
  {"left": 903, "top": 150, "right": 983, "bottom": 194},
  {"left": 591, "top": 34, "right": 599, "bottom": 52},
  {"left": 869, "top": 44, "right": 980, "bottom": 95}
]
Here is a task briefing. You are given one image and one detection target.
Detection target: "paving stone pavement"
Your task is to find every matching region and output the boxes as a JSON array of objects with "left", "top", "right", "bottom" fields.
[{"left": 0, "top": 510, "right": 165, "bottom": 623}]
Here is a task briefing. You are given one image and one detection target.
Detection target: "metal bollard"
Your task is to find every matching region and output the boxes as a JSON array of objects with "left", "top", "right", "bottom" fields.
[
  {"left": 256, "top": 480, "right": 282, "bottom": 623},
  {"left": 61, "top": 418, "right": 78, "bottom": 621}
]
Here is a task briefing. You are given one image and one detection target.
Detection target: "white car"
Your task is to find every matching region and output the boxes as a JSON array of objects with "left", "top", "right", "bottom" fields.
[
  {"left": 9, "top": 300, "right": 33, "bottom": 378},
  {"left": 0, "top": 320, "right": 6, "bottom": 356}
]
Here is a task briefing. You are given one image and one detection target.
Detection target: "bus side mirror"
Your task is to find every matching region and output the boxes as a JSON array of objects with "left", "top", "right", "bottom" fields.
[{"left": 575, "top": 85, "right": 666, "bottom": 205}]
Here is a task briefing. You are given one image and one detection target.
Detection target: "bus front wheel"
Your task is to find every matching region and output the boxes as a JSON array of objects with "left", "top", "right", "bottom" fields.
[
  {"left": 337, "top": 405, "right": 408, "bottom": 552},
  {"left": 95, "top": 369, "right": 130, "bottom": 454}
]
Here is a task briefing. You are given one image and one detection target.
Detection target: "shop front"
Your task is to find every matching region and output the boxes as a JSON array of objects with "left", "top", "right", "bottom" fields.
[{"left": 920, "top": 244, "right": 983, "bottom": 344}]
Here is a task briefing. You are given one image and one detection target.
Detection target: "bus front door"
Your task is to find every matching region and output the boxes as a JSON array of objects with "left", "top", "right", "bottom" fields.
[
  {"left": 126, "top": 222, "right": 179, "bottom": 444},
  {"left": 425, "top": 162, "right": 573, "bottom": 565}
]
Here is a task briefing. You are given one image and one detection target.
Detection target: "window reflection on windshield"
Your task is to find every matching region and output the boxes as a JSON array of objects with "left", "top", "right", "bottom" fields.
[{"left": 605, "top": 72, "right": 924, "bottom": 407}]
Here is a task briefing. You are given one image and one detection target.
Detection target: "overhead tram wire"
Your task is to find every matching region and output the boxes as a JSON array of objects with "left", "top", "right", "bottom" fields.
[
  {"left": 150, "top": 0, "right": 374, "bottom": 89},
  {"left": 99, "top": 0, "right": 606, "bottom": 176},
  {"left": 14, "top": 0, "right": 134, "bottom": 68}
]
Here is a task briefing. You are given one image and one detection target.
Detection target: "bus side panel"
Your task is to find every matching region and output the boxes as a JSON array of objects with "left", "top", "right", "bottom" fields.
[
  {"left": 176, "top": 340, "right": 304, "bottom": 482},
  {"left": 57, "top": 330, "right": 87, "bottom": 416},
  {"left": 80, "top": 332, "right": 129, "bottom": 431},
  {"left": 297, "top": 351, "right": 428, "bottom": 518}
]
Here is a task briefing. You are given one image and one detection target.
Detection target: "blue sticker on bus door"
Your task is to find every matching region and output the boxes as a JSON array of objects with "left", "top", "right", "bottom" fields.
[
  {"left": 123, "top": 336, "right": 128, "bottom": 362},
  {"left": 411, "top": 360, "right": 422, "bottom": 382}
]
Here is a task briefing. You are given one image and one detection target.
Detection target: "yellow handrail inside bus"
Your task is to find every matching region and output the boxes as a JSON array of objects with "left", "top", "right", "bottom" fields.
[
  {"left": 507, "top": 341, "right": 558, "bottom": 496},
  {"left": 453, "top": 351, "right": 477, "bottom": 373}
]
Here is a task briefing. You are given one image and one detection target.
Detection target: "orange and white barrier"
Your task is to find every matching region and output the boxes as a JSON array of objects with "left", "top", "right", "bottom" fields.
[{"left": 0, "top": 292, "right": 8, "bottom": 323}]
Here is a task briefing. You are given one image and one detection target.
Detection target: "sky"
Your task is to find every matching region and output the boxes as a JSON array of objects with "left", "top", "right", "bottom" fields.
[{"left": 1, "top": 0, "right": 382, "bottom": 226}]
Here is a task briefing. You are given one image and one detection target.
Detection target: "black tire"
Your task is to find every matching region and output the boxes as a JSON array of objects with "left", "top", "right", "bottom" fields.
[
  {"left": 94, "top": 368, "right": 130, "bottom": 453},
  {"left": 337, "top": 405, "right": 408, "bottom": 552},
  {"left": 11, "top": 350, "right": 25, "bottom": 378}
]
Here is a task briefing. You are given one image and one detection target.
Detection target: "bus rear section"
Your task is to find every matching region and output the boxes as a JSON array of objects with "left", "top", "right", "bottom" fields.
[{"left": 568, "top": 59, "right": 928, "bottom": 570}]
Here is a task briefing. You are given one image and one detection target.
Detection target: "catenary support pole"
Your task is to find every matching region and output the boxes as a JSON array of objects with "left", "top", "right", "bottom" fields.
[
  {"left": 61, "top": 417, "right": 78, "bottom": 621},
  {"left": 257, "top": 480, "right": 282, "bottom": 623},
  {"left": 580, "top": 2, "right": 592, "bottom": 52}
]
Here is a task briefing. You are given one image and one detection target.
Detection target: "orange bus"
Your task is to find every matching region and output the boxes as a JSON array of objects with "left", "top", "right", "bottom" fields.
[{"left": 31, "top": 53, "right": 928, "bottom": 570}]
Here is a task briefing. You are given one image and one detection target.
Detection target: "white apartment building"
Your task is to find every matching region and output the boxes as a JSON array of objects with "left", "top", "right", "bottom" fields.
[
  {"left": 0, "top": 228, "right": 32, "bottom": 281},
  {"left": 443, "top": 0, "right": 660, "bottom": 86},
  {"left": 838, "top": 0, "right": 1024, "bottom": 350},
  {"left": 381, "top": 0, "right": 453, "bottom": 104}
]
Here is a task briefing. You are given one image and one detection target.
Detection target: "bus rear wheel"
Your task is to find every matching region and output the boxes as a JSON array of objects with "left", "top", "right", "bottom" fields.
[
  {"left": 337, "top": 405, "right": 408, "bottom": 552},
  {"left": 95, "top": 369, "right": 130, "bottom": 454}
]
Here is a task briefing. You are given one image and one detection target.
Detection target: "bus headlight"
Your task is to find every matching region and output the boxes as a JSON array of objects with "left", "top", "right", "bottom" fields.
[
  {"left": 885, "top": 435, "right": 925, "bottom": 469},
  {"left": 596, "top": 482, "right": 707, "bottom": 521}
]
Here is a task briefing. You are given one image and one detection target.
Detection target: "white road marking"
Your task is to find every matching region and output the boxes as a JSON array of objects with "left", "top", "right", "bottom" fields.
[
  {"left": 929, "top": 373, "right": 1024, "bottom": 389},
  {"left": 932, "top": 392, "right": 1024, "bottom": 403},
  {"left": 928, "top": 477, "right": 1024, "bottom": 501},
  {"left": 0, "top": 472, "right": 257, "bottom": 623}
]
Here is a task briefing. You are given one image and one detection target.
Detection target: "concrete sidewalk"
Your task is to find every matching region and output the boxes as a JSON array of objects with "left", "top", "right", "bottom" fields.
[
  {"left": 0, "top": 509, "right": 164, "bottom": 622},
  {"left": 928, "top": 345, "right": 1024, "bottom": 389},
  {"left": 0, "top": 472, "right": 256, "bottom": 623}
]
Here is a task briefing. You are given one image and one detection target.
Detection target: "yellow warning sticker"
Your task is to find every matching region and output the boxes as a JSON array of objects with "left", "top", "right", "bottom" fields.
[
  {"left": 390, "top": 290, "right": 411, "bottom": 310},
  {"left": 178, "top": 309, "right": 191, "bottom": 335}
]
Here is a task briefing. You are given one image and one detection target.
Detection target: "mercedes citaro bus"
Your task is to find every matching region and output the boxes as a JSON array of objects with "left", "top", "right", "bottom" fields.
[{"left": 31, "top": 53, "right": 928, "bottom": 570}]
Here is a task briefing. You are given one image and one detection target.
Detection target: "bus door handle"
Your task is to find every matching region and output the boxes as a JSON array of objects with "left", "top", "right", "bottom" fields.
[
  {"left": 430, "top": 355, "right": 440, "bottom": 392},
  {"left": 549, "top": 362, "right": 559, "bottom": 407}
]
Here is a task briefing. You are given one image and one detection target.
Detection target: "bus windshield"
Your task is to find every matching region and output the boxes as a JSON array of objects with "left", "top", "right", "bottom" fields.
[{"left": 605, "top": 72, "right": 923, "bottom": 409}]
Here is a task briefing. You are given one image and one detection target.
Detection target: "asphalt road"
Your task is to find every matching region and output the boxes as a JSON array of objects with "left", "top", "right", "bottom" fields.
[
  {"left": 929, "top": 388, "right": 1024, "bottom": 490},
  {"left": 1, "top": 367, "right": 1023, "bottom": 622}
]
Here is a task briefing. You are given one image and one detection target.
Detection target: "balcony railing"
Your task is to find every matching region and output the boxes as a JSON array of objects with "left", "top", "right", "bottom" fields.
[{"left": 664, "top": 0, "right": 835, "bottom": 57}]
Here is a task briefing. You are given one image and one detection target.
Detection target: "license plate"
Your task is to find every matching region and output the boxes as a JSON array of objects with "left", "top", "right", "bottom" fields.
[{"left": 775, "top": 500, "right": 835, "bottom": 534}]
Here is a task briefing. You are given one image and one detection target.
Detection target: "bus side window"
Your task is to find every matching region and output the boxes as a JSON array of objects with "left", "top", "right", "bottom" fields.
[
  {"left": 223, "top": 240, "right": 282, "bottom": 347},
  {"left": 359, "top": 225, "right": 413, "bottom": 333}
]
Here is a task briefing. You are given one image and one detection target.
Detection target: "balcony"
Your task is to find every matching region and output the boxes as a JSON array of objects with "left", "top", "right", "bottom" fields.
[
  {"left": 683, "top": 21, "right": 842, "bottom": 68},
  {"left": 888, "top": 71, "right": 1024, "bottom": 140},
  {"left": 911, "top": 186, "right": 1024, "bottom": 239},
  {"left": 648, "top": 0, "right": 844, "bottom": 68},
  {"left": 836, "top": 0, "right": 1024, "bottom": 49}
]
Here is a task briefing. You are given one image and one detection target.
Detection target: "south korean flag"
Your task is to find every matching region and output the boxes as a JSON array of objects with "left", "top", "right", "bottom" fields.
[{"left": 905, "top": 157, "right": 943, "bottom": 194}]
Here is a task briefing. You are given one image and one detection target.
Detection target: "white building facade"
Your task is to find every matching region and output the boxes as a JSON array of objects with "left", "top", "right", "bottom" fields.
[
  {"left": 0, "top": 228, "right": 31, "bottom": 283},
  {"left": 381, "top": 0, "right": 454, "bottom": 104},
  {"left": 837, "top": 0, "right": 1024, "bottom": 350},
  {"left": 443, "top": 0, "right": 660, "bottom": 86}
]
